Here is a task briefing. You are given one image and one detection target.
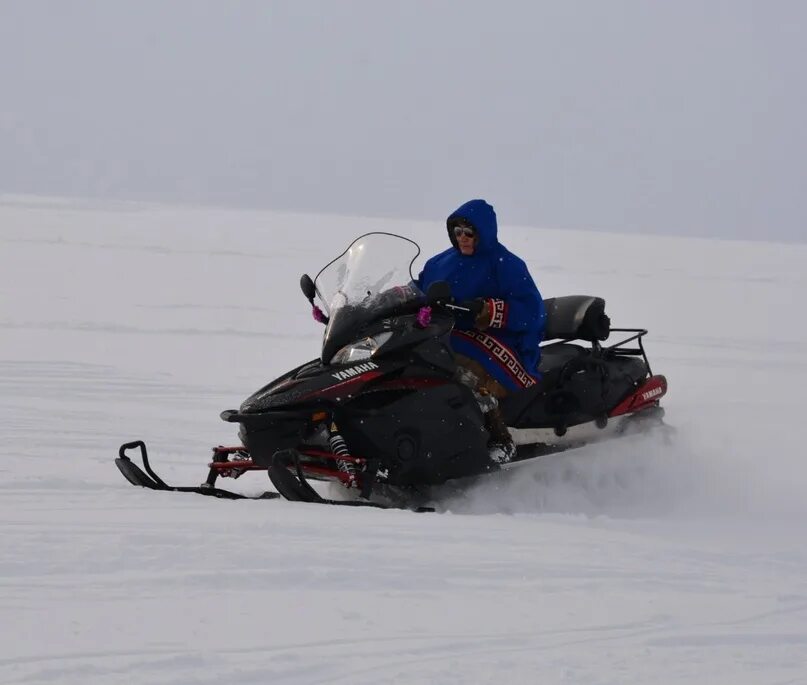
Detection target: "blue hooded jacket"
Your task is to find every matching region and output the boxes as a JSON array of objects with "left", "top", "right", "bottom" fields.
[{"left": 415, "top": 199, "right": 546, "bottom": 388}]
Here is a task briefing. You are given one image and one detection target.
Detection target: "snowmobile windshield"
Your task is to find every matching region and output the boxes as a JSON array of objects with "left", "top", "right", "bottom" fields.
[{"left": 313, "top": 232, "right": 423, "bottom": 365}]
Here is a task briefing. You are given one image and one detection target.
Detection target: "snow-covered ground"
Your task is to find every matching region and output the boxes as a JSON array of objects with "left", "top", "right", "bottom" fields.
[{"left": 1, "top": 196, "right": 806, "bottom": 684}]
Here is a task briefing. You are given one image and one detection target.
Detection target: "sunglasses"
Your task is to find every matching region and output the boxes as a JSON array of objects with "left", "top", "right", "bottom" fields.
[{"left": 453, "top": 226, "right": 476, "bottom": 239}]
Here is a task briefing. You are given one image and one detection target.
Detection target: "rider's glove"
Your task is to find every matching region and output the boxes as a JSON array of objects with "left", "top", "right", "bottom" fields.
[
  {"left": 459, "top": 298, "right": 492, "bottom": 330},
  {"left": 474, "top": 299, "right": 492, "bottom": 330},
  {"left": 460, "top": 298, "right": 486, "bottom": 316}
]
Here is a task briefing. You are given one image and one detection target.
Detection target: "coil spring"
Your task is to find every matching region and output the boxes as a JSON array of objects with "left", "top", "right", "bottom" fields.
[{"left": 329, "top": 430, "right": 358, "bottom": 487}]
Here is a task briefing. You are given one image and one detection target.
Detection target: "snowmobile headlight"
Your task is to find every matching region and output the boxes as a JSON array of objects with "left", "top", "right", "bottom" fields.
[{"left": 331, "top": 331, "right": 393, "bottom": 365}]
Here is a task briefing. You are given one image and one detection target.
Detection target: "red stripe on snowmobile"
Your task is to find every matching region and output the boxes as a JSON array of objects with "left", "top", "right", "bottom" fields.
[
  {"left": 371, "top": 377, "right": 449, "bottom": 391},
  {"left": 609, "top": 374, "right": 668, "bottom": 418},
  {"left": 301, "top": 370, "right": 384, "bottom": 400}
]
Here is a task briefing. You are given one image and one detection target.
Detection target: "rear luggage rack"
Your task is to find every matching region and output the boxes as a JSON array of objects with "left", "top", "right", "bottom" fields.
[{"left": 603, "top": 328, "right": 653, "bottom": 375}]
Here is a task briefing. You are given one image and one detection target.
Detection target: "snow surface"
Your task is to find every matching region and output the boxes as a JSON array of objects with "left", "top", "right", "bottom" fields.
[{"left": 1, "top": 195, "right": 806, "bottom": 684}]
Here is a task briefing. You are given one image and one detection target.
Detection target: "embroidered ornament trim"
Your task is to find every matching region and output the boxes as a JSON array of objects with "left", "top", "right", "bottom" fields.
[{"left": 454, "top": 329, "right": 537, "bottom": 389}]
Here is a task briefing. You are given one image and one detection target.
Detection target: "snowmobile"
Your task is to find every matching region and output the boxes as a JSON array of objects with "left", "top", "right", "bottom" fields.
[{"left": 115, "top": 232, "right": 668, "bottom": 509}]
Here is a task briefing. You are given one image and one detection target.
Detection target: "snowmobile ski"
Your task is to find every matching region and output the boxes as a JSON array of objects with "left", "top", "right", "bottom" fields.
[
  {"left": 266, "top": 448, "right": 434, "bottom": 511},
  {"left": 115, "top": 441, "right": 280, "bottom": 500},
  {"left": 115, "top": 441, "right": 433, "bottom": 510}
]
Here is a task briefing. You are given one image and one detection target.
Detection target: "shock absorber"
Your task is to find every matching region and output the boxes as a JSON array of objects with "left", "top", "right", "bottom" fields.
[{"left": 328, "top": 421, "right": 358, "bottom": 488}]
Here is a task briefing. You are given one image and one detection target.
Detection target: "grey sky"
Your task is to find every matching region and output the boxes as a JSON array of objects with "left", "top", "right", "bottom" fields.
[{"left": 1, "top": 1, "right": 805, "bottom": 241}]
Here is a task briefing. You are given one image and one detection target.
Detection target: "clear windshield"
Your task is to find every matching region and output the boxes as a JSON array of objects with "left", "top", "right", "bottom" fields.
[
  {"left": 313, "top": 232, "right": 421, "bottom": 316},
  {"left": 313, "top": 232, "right": 423, "bottom": 362}
]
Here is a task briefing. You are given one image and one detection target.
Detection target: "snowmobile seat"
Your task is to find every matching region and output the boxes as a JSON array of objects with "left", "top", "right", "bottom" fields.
[{"left": 543, "top": 296, "right": 610, "bottom": 342}]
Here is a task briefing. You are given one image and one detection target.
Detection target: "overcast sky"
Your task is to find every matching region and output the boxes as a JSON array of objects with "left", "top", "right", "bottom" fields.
[{"left": 1, "top": 1, "right": 805, "bottom": 241}]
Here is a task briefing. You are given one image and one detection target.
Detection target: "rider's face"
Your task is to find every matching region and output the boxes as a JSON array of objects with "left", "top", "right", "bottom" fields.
[{"left": 454, "top": 226, "right": 477, "bottom": 255}]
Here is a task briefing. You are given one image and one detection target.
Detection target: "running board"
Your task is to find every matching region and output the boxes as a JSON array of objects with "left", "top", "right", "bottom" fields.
[{"left": 510, "top": 406, "right": 665, "bottom": 447}]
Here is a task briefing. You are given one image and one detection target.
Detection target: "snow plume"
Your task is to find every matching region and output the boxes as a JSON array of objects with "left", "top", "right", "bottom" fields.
[
  {"left": 444, "top": 418, "right": 807, "bottom": 524},
  {"left": 439, "top": 432, "right": 688, "bottom": 518}
]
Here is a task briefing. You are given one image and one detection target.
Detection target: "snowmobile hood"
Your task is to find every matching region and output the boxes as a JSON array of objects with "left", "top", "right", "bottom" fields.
[{"left": 446, "top": 199, "right": 498, "bottom": 255}]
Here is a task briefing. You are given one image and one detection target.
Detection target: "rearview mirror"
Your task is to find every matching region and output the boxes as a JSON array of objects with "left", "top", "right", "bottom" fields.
[
  {"left": 425, "top": 280, "right": 452, "bottom": 306},
  {"left": 300, "top": 274, "right": 316, "bottom": 302}
]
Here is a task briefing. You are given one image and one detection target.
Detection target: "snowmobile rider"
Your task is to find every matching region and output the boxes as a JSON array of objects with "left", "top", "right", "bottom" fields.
[{"left": 414, "top": 198, "right": 547, "bottom": 463}]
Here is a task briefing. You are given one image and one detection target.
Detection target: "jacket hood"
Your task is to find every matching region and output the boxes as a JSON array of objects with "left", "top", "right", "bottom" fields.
[{"left": 446, "top": 199, "right": 498, "bottom": 254}]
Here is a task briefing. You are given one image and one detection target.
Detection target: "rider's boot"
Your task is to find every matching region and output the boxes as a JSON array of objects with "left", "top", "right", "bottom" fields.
[
  {"left": 454, "top": 361, "right": 515, "bottom": 464},
  {"left": 481, "top": 393, "right": 516, "bottom": 465}
]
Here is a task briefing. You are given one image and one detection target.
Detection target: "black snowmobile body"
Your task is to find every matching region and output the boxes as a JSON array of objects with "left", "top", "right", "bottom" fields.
[
  {"left": 115, "top": 232, "right": 667, "bottom": 509},
  {"left": 226, "top": 304, "right": 495, "bottom": 489}
]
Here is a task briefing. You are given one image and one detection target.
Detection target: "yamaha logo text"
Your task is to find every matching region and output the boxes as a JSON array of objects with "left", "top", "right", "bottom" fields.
[
  {"left": 331, "top": 362, "right": 379, "bottom": 382},
  {"left": 641, "top": 386, "right": 663, "bottom": 402}
]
